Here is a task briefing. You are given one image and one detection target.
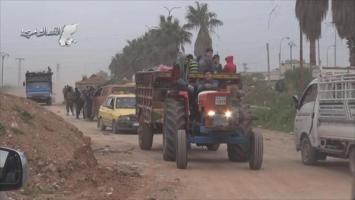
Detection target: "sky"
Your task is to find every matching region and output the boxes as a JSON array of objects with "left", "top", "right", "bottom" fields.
[{"left": 0, "top": 0, "right": 351, "bottom": 87}]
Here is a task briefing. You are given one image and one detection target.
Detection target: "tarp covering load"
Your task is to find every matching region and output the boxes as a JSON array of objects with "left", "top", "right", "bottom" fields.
[{"left": 75, "top": 74, "right": 107, "bottom": 91}]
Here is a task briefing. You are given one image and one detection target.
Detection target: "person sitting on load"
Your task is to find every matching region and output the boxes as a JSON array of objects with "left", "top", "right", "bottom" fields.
[
  {"left": 223, "top": 56, "right": 237, "bottom": 73},
  {"left": 198, "top": 48, "right": 214, "bottom": 73},
  {"left": 212, "top": 54, "right": 223, "bottom": 72},
  {"left": 186, "top": 54, "right": 199, "bottom": 74}
]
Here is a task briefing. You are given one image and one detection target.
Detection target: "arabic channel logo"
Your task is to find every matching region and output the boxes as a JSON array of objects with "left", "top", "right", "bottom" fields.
[{"left": 20, "top": 24, "right": 79, "bottom": 47}]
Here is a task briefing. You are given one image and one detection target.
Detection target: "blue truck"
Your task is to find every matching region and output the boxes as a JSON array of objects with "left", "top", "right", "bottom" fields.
[{"left": 25, "top": 70, "right": 53, "bottom": 105}]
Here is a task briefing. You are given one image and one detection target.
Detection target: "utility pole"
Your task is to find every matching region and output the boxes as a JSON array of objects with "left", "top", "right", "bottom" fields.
[
  {"left": 288, "top": 41, "right": 296, "bottom": 70},
  {"left": 15, "top": 58, "right": 24, "bottom": 87},
  {"left": 242, "top": 63, "right": 248, "bottom": 73},
  {"left": 279, "top": 36, "right": 290, "bottom": 67},
  {"left": 0, "top": 52, "right": 9, "bottom": 88},
  {"left": 317, "top": 40, "right": 321, "bottom": 67},
  {"left": 299, "top": 30, "right": 304, "bottom": 91},
  {"left": 266, "top": 43, "right": 270, "bottom": 83},
  {"left": 55, "top": 64, "right": 60, "bottom": 104},
  {"left": 334, "top": 30, "right": 337, "bottom": 67}
]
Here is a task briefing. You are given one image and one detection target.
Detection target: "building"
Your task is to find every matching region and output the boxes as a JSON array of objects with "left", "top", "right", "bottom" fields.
[{"left": 280, "top": 60, "right": 312, "bottom": 74}]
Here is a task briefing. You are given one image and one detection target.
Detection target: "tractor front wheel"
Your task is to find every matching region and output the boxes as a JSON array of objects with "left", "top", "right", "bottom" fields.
[
  {"left": 176, "top": 130, "right": 188, "bottom": 169},
  {"left": 249, "top": 131, "right": 263, "bottom": 170}
]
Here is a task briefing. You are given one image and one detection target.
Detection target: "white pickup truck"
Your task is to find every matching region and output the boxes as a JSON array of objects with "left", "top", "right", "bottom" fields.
[{"left": 293, "top": 67, "right": 355, "bottom": 169}]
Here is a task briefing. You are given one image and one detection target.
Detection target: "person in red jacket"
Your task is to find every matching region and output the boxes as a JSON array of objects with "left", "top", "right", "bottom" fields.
[{"left": 223, "top": 56, "right": 237, "bottom": 73}]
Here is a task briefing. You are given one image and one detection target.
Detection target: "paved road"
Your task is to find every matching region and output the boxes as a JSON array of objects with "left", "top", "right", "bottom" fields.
[{"left": 48, "top": 105, "right": 352, "bottom": 200}]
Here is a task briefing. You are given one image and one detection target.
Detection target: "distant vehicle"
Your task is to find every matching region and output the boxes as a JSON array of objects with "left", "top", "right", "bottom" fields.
[
  {"left": 24, "top": 70, "right": 53, "bottom": 105},
  {"left": 135, "top": 66, "right": 263, "bottom": 170},
  {"left": 293, "top": 67, "right": 355, "bottom": 168},
  {"left": 0, "top": 147, "right": 28, "bottom": 200},
  {"left": 97, "top": 93, "right": 139, "bottom": 133},
  {"left": 92, "top": 83, "right": 135, "bottom": 119}
]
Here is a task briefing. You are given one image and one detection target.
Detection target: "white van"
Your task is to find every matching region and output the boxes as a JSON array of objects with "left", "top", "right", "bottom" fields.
[{"left": 293, "top": 67, "right": 355, "bottom": 169}]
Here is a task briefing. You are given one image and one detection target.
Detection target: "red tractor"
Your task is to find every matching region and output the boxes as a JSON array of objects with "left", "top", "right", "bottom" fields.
[{"left": 135, "top": 65, "right": 263, "bottom": 169}]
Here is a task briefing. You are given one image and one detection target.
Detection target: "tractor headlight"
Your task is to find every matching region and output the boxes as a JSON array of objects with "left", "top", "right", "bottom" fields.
[
  {"left": 207, "top": 110, "right": 216, "bottom": 117},
  {"left": 225, "top": 110, "right": 232, "bottom": 118}
]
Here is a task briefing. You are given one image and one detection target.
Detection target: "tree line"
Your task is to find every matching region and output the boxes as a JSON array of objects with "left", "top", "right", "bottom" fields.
[
  {"left": 109, "top": 1, "right": 355, "bottom": 80},
  {"left": 108, "top": 2, "right": 223, "bottom": 80}
]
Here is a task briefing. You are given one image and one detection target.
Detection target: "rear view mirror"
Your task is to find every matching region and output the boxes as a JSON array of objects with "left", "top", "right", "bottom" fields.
[
  {"left": 0, "top": 147, "right": 27, "bottom": 191},
  {"left": 22, "top": 81, "right": 25, "bottom": 87},
  {"left": 292, "top": 95, "right": 299, "bottom": 109}
]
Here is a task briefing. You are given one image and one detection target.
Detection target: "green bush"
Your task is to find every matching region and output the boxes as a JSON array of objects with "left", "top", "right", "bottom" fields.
[
  {"left": 14, "top": 106, "right": 33, "bottom": 123},
  {"left": 244, "top": 68, "right": 313, "bottom": 132}
]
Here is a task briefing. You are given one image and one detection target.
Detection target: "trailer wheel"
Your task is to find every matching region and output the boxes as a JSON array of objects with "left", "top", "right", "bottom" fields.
[
  {"left": 227, "top": 144, "right": 249, "bottom": 162},
  {"left": 301, "top": 136, "right": 317, "bottom": 165},
  {"left": 249, "top": 131, "right": 263, "bottom": 170},
  {"left": 138, "top": 123, "right": 153, "bottom": 150},
  {"left": 176, "top": 130, "right": 188, "bottom": 169},
  {"left": 98, "top": 118, "right": 106, "bottom": 131},
  {"left": 207, "top": 144, "right": 220, "bottom": 151}
]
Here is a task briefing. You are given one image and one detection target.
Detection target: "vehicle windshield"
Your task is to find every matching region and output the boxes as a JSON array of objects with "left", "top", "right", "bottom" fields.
[
  {"left": 112, "top": 87, "right": 135, "bottom": 94},
  {"left": 116, "top": 97, "right": 136, "bottom": 108},
  {"left": 27, "top": 82, "right": 49, "bottom": 88}
]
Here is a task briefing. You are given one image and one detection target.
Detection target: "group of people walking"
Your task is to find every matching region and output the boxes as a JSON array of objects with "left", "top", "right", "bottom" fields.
[{"left": 62, "top": 85, "right": 96, "bottom": 120}]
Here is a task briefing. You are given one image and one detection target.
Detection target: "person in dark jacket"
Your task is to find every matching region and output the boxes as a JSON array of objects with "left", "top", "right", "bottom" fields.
[
  {"left": 198, "top": 48, "right": 214, "bottom": 73},
  {"left": 212, "top": 54, "right": 223, "bottom": 72},
  {"left": 223, "top": 56, "right": 237, "bottom": 73},
  {"left": 65, "top": 86, "right": 75, "bottom": 116},
  {"left": 74, "top": 88, "right": 84, "bottom": 119}
]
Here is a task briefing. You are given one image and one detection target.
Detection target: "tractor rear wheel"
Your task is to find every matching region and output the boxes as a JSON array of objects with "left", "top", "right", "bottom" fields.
[
  {"left": 249, "top": 131, "right": 263, "bottom": 170},
  {"left": 207, "top": 144, "right": 220, "bottom": 151},
  {"left": 163, "top": 113, "right": 175, "bottom": 161},
  {"left": 176, "top": 130, "right": 188, "bottom": 169},
  {"left": 163, "top": 98, "right": 187, "bottom": 167},
  {"left": 138, "top": 123, "right": 153, "bottom": 150},
  {"left": 227, "top": 144, "right": 249, "bottom": 162}
]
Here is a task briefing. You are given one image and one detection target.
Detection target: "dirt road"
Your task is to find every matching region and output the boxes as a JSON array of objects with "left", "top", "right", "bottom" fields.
[{"left": 48, "top": 105, "right": 352, "bottom": 200}]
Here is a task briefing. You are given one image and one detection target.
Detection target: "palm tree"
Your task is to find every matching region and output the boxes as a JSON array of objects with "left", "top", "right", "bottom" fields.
[
  {"left": 157, "top": 15, "right": 192, "bottom": 64},
  {"left": 185, "top": 2, "right": 223, "bottom": 57},
  {"left": 332, "top": 0, "right": 355, "bottom": 66},
  {"left": 108, "top": 15, "right": 192, "bottom": 79},
  {"left": 295, "top": 0, "right": 328, "bottom": 66}
]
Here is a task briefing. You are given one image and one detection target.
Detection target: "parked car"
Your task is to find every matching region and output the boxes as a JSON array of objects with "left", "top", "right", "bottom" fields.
[
  {"left": 97, "top": 93, "right": 139, "bottom": 133},
  {"left": 0, "top": 147, "right": 28, "bottom": 200},
  {"left": 293, "top": 68, "right": 355, "bottom": 169},
  {"left": 92, "top": 83, "right": 135, "bottom": 119}
]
